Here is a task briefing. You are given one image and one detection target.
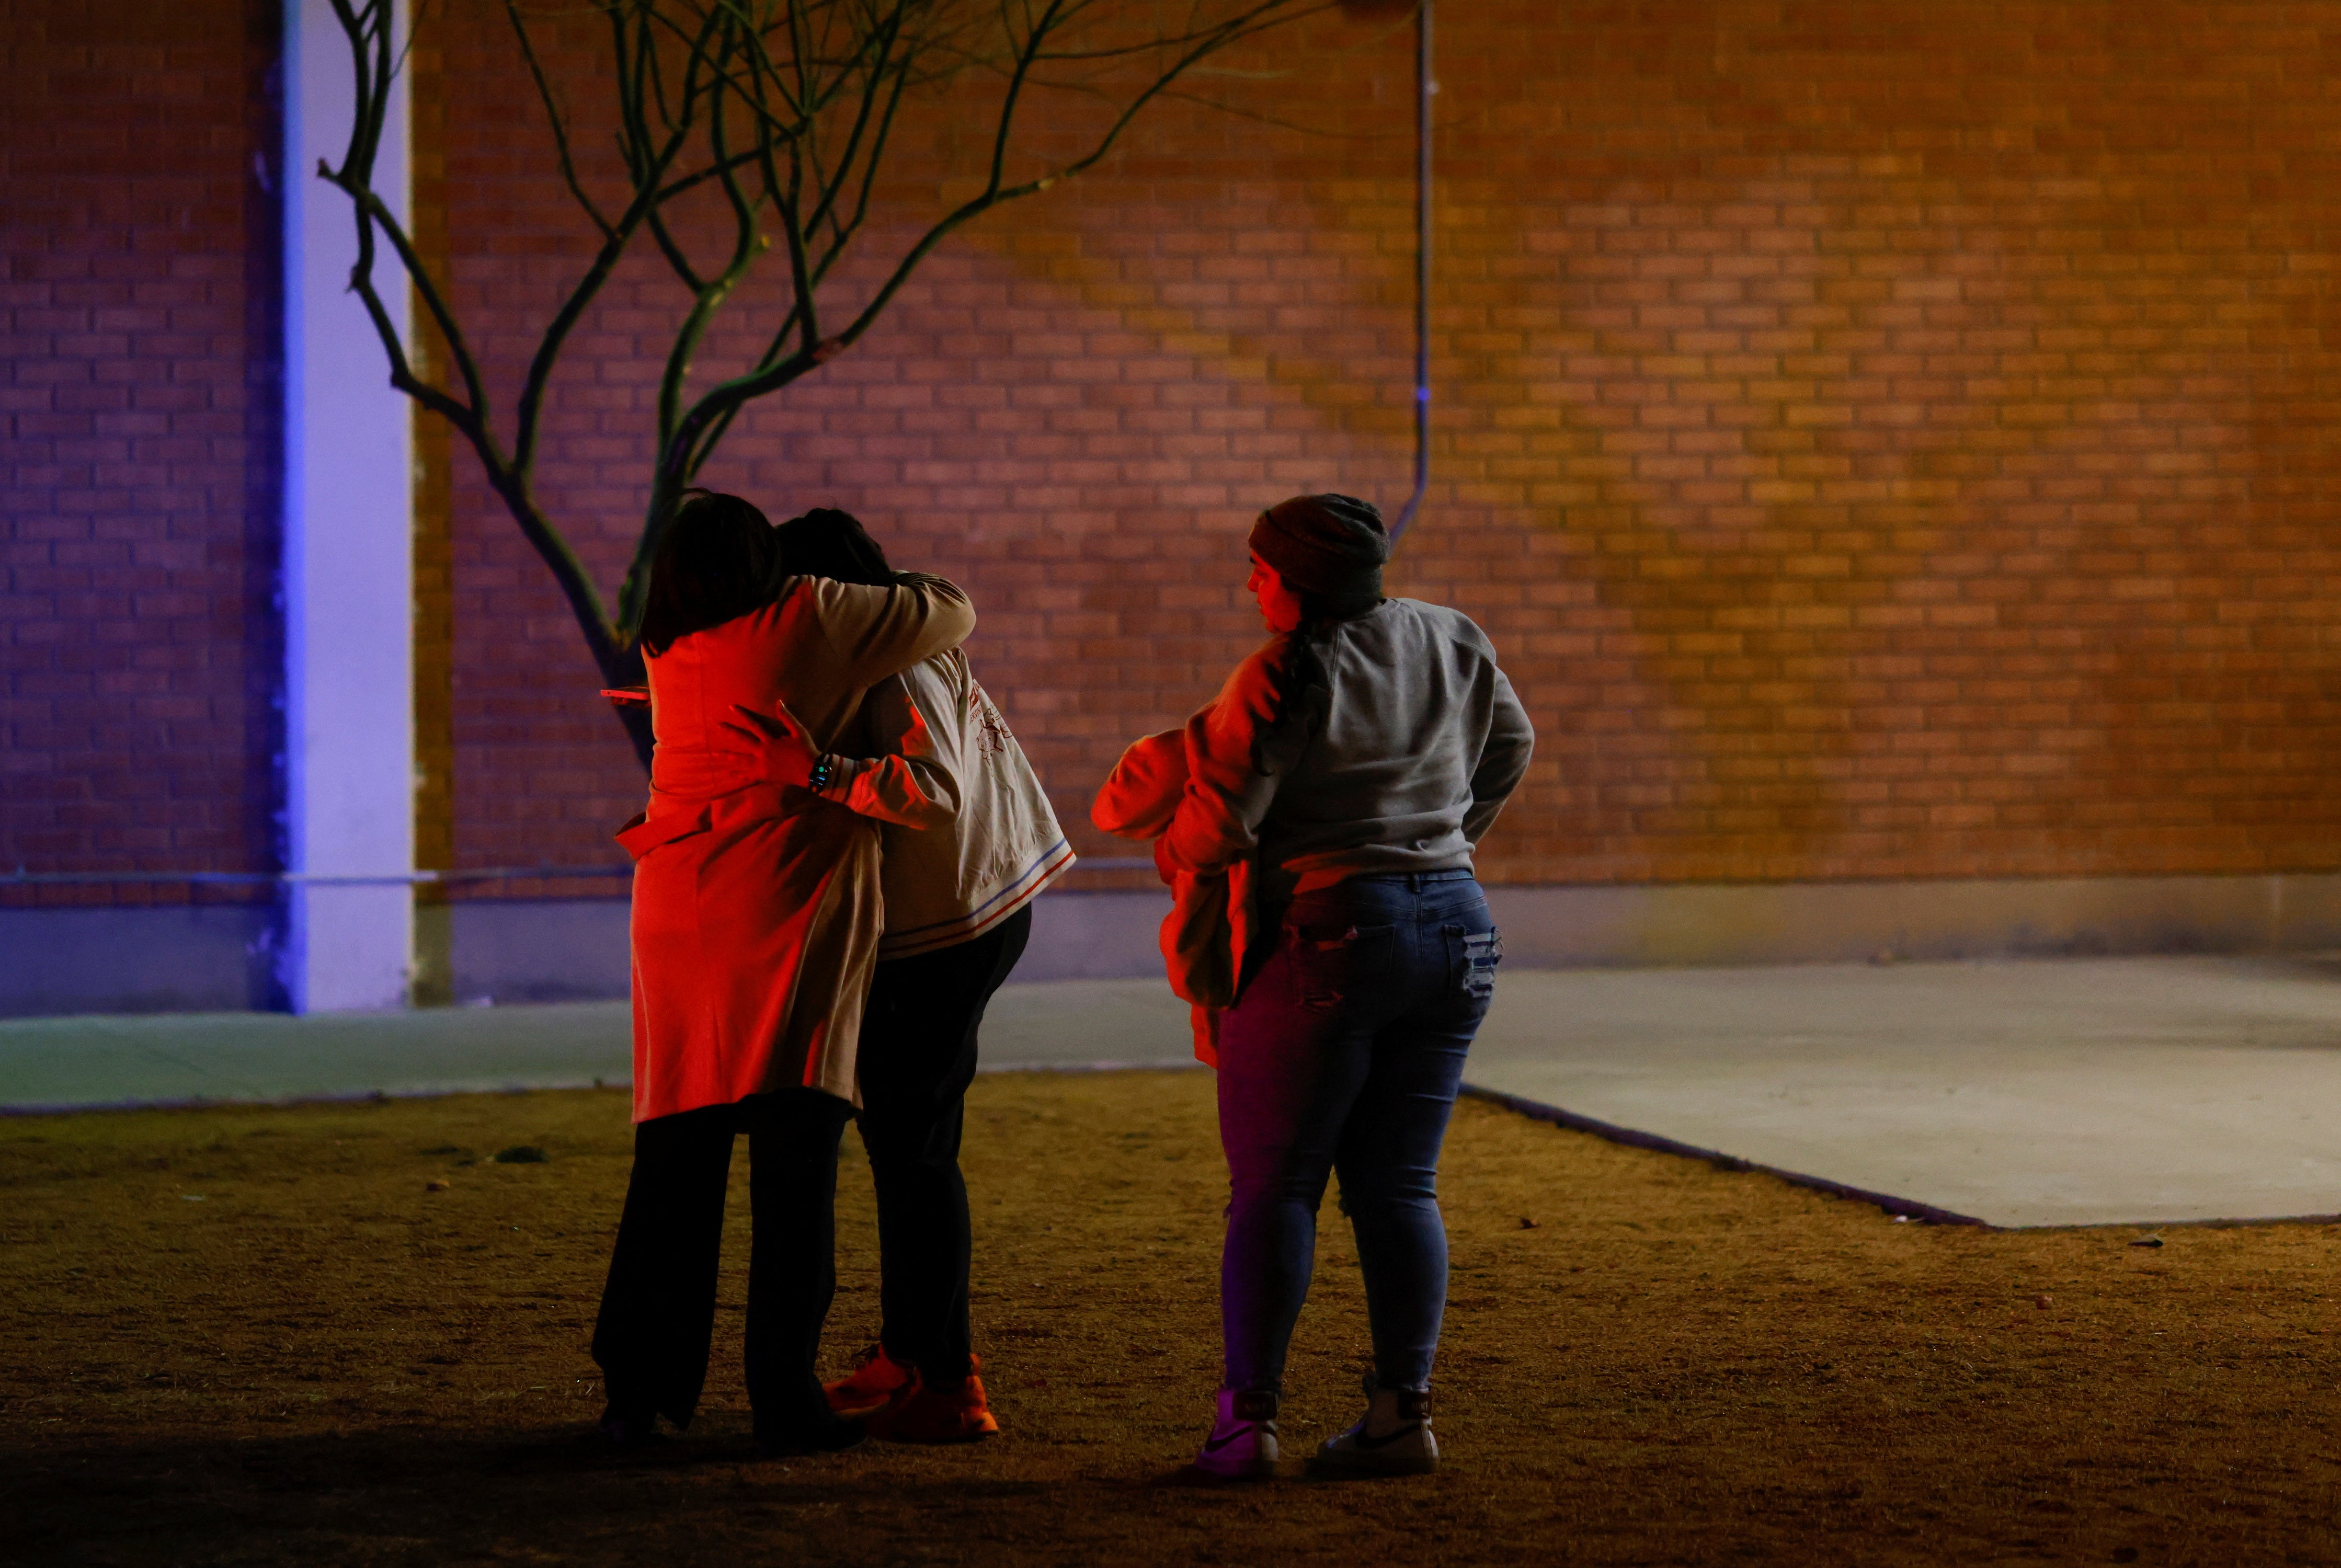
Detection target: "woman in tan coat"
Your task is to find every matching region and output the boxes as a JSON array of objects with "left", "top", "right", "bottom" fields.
[{"left": 592, "top": 490, "right": 973, "bottom": 1455}]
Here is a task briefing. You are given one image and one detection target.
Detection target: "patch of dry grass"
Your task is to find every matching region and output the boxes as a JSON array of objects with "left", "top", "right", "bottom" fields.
[{"left": 6, "top": 1071, "right": 2341, "bottom": 1565}]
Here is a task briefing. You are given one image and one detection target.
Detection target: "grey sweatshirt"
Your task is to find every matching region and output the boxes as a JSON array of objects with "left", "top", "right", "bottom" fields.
[{"left": 1160, "top": 597, "right": 1536, "bottom": 899}]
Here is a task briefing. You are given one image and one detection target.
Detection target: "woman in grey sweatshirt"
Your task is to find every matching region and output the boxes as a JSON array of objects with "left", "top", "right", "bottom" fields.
[{"left": 1146, "top": 493, "right": 1534, "bottom": 1481}]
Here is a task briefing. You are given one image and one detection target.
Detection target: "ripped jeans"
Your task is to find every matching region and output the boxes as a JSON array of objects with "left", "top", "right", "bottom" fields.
[{"left": 1215, "top": 869, "right": 1499, "bottom": 1396}]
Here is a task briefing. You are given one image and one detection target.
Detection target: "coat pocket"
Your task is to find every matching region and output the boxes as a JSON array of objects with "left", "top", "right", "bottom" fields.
[{"left": 614, "top": 804, "right": 714, "bottom": 863}]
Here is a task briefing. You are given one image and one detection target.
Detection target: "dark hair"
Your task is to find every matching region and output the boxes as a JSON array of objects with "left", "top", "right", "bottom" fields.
[
  {"left": 773, "top": 507, "right": 896, "bottom": 588},
  {"left": 635, "top": 489, "right": 784, "bottom": 657}
]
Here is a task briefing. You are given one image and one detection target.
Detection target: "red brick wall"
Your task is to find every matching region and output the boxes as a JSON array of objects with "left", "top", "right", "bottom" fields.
[
  {"left": 1, "top": 0, "right": 278, "bottom": 906},
  {"left": 416, "top": 4, "right": 1450, "bottom": 893},
  {"left": 417, "top": 1, "right": 2341, "bottom": 892},
  {"left": 1421, "top": 2, "right": 2341, "bottom": 883},
  {"left": 19, "top": 3, "right": 2341, "bottom": 903}
]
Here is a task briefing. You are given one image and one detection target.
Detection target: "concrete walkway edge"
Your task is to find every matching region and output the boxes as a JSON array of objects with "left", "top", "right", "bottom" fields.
[{"left": 1461, "top": 1084, "right": 1986, "bottom": 1227}]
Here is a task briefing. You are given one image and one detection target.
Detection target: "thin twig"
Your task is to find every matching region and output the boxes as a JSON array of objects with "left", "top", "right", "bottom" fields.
[
  {"left": 512, "top": 2, "right": 726, "bottom": 480},
  {"left": 509, "top": 4, "right": 616, "bottom": 237},
  {"left": 320, "top": 0, "right": 1324, "bottom": 739}
]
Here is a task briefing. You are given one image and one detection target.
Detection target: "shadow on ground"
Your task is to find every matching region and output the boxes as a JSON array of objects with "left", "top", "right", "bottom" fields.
[{"left": 7, "top": 1077, "right": 2341, "bottom": 1564}]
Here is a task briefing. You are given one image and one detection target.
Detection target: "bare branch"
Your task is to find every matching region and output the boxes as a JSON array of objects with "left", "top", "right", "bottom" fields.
[
  {"left": 508, "top": 2, "right": 615, "bottom": 239},
  {"left": 320, "top": 171, "right": 496, "bottom": 440},
  {"left": 511, "top": 3, "right": 728, "bottom": 479},
  {"left": 747, "top": 51, "right": 821, "bottom": 363},
  {"left": 655, "top": 16, "right": 767, "bottom": 456},
  {"left": 323, "top": 0, "right": 625, "bottom": 687},
  {"left": 816, "top": 46, "right": 909, "bottom": 267},
  {"left": 661, "top": 0, "right": 1321, "bottom": 512},
  {"left": 616, "top": 6, "right": 711, "bottom": 293},
  {"left": 321, "top": 3, "right": 499, "bottom": 459},
  {"left": 481, "top": 464, "right": 625, "bottom": 676},
  {"left": 794, "top": 8, "right": 899, "bottom": 241},
  {"left": 317, "top": 0, "right": 1326, "bottom": 768},
  {"left": 644, "top": 212, "right": 711, "bottom": 294}
]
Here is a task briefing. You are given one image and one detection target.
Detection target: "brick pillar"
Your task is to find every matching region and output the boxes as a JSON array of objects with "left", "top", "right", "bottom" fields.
[{"left": 279, "top": 0, "right": 415, "bottom": 1012}]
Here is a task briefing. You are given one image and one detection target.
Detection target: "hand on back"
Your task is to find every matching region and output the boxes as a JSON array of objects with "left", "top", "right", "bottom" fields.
[{"left": 721, "top": 700, "right": 820, "bottom": 791}]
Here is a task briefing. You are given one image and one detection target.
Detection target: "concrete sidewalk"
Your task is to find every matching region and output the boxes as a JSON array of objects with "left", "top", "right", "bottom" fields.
[
  {"left": 9, "top": 956, "right": 2341, "bottom": 1230},
  {"left": 1469, "top": 955, "right": 2341, "bottom": 1229},
  {"left": 0, "top": 1003, "right": 636, "bottom": 1111},
  {"left": 0, "top": 981, "right": 1198, "bottom": 1114}
]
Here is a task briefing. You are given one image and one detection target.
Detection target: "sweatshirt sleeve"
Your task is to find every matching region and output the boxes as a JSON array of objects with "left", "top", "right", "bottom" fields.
[
  {"left": 815, "top": 573, "right": 976, "bottom": 688},
  {"left": 817, "top": 754, "right": 950, "bottom": 830},
  {"left": 816, "top": 670, "right": 958, "bottom": 831},
  {"left": 1091, "top": 728, "right": 1190, "bottom": 840},
  {"left": 1157, "top": 638, "right": 1306, "bottom": 877},
  {"left": 1461, "top": 661, "right": 1536, "bottom": 845}
]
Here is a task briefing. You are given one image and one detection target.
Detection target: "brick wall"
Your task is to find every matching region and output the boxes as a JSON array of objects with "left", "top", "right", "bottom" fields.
[
  {"left": 0, "top": 0, "right": 279, "bottom": 907},
  {"left": 16, "top": 2, "right": 2341, "bottom": 907},
  {"left": 1417, "top": 2, "right": 2341, "bottom": 884},
  {"left": 415, "top": 3, "right": 1447, "bottom": 893},
  {"left": 415, "top": 1, "right": 2341, "bottom": 892}
]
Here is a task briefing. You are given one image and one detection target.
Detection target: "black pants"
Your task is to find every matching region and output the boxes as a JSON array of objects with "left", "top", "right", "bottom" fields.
[
  {"left": 858, "top": 904, "right": 1032, "bottom": 1383},
  {"left": 591, "top": 1088, "right": 854, "bottom": 1438}
]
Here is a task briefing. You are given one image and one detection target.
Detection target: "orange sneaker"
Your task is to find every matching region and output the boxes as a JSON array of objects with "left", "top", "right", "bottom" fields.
[
  {"left": 823, "top": 1345, "right": 917, "bottom": 1417},
  {"left": 864, "top": 1371, "right": 1000, "bottom": 1444}
]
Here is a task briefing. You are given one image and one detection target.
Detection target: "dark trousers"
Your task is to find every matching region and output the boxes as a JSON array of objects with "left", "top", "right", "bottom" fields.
[
  {"left": 592, "top": 1088, "right": 854, "bottom": 1437},
  {"left": 857, "top": 903, "right": 1032, "bottom": 1384}
]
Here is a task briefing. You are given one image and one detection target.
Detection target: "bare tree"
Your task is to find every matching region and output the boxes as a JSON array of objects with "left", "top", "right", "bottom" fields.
[{"left": 317, "top": 0, "right": 1325, "bottom": 766}]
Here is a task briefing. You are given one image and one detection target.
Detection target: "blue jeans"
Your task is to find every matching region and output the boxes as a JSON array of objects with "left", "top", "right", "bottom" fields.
[{"left": 1215, "top": 871, "right": 1500, "bottom": 1395}]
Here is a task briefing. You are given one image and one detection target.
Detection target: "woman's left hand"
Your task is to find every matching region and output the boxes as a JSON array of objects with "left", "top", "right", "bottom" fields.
[{"left": 721, "top": 700, "right": 822, "bottom": 791}]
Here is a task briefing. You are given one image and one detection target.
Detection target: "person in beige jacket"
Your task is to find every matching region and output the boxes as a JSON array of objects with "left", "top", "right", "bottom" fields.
[
  {"left": 730, "top": 508, "right": 1072, "bottom": 1445},
  {"left": 595, "top": 490, "right": 974, "bottom": 1458}
]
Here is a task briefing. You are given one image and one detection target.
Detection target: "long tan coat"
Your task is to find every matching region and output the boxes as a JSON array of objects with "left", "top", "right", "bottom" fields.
[{"left": 615, "top": 575, "right": 974, "bottom": 1122}]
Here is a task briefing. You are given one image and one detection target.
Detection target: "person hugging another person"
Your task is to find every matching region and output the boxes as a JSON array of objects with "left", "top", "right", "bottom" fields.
[
  {"left": 592, "top": 490, "right": 974, "bottom": 1456},
  {"left": 1094, "top": 494, "right": 1535, "bottom": 1481},
  {"left": 727, "top": 507, "right": 1075, "bottom": 1445}
]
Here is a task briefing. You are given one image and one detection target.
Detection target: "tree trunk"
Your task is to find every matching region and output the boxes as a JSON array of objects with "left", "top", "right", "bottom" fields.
[{"left": 601, "top": 640, "right": 656, "bottom": 772}]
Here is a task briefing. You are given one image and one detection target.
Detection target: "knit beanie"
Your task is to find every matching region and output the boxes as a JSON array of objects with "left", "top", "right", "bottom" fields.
[{"left": 1247, "top": 493, "right": 1389, "bottom": 602}]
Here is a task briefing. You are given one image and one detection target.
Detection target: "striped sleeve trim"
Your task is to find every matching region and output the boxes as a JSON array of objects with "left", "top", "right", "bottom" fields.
[{"left": 876, "top": 840, "right": 1077, "bottom": 960}]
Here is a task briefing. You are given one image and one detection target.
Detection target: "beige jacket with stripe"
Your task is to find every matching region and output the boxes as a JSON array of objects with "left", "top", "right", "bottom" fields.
[{"left": 820, "top": 648, "right": 1074, "bottom": 960}]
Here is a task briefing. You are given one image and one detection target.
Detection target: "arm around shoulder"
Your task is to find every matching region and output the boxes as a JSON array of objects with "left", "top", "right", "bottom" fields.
[
  {"left": 845, "top": 667, "right": 964, "bottom": 828},
  {"left": 819, "top": 572, "right": 977, "bottom": 686}
]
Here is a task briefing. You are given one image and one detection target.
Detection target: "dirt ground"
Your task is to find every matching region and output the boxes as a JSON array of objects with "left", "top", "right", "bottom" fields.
[{"left": 5, "top": 1070, "right": 2341, "bottom": 1566}]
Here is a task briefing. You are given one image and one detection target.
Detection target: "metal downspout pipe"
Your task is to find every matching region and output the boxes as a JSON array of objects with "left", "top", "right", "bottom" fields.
[{"left": 1390, "top": 0, "right": 1433, "bottom": 540}]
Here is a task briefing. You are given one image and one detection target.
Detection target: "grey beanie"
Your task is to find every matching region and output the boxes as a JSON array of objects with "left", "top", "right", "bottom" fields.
[{"left": 1247, "top": 493, "right": 1389, "bottom": 601}]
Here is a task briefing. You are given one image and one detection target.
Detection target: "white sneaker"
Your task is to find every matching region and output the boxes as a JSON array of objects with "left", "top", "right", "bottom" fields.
[
  {"left": 1309, "top": 1377, "right": 1438, "bottom": 1478},
  {"left": 1189, "top": 1388, "right": 1280, "bottom": 1480}
]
